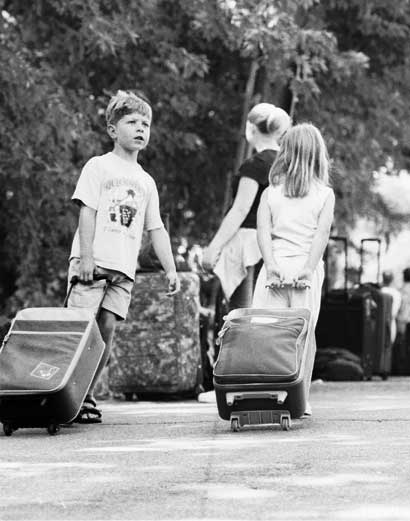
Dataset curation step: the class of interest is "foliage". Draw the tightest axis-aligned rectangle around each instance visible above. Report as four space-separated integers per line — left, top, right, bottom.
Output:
0 0 409 313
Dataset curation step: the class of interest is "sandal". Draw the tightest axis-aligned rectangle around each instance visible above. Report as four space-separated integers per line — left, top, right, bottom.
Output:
73 397 102 424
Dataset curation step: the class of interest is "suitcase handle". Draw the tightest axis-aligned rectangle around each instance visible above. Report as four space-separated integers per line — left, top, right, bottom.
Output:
265 279 311 290
324 236 348 295
63 273 113 314
359 238 381 286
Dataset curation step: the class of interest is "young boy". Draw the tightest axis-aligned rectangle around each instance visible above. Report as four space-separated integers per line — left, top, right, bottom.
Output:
68 90 180 423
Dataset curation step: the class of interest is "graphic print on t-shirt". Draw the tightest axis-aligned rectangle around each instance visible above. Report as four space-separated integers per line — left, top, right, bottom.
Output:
109 189 138 228
104 179 146 234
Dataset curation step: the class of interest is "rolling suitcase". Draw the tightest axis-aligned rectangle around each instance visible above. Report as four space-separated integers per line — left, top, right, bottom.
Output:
315 237 378 379
359 238 393 379
0 275 110 436
109 271 203 398
214 307 313 432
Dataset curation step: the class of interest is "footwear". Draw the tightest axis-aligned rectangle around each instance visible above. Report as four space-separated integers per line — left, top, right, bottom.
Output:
197 390 216 403
73 397 102 424
302 402 312 418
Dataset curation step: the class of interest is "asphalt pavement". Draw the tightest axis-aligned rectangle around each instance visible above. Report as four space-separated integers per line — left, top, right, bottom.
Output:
1 377 410 521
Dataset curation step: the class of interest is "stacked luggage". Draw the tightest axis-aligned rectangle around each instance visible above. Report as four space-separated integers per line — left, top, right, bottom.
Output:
315 237 393 380
214 307 314 431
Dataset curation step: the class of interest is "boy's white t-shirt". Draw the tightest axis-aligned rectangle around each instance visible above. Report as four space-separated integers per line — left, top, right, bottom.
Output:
69 152 164 280
267 180 334 258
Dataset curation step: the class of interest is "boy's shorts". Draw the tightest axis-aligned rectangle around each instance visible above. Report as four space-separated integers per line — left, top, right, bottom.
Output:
67 258 133 320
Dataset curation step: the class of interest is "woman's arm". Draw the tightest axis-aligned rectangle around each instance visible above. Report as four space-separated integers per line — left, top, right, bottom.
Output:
203 176 258 269
295 190 335 285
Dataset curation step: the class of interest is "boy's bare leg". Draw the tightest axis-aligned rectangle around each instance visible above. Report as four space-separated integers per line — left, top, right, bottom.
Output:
86 309 117 402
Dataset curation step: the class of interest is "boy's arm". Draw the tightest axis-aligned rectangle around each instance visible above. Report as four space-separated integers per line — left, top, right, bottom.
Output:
150 227 180 295
257 189 282 284
78 204 97 282
296 190 335 285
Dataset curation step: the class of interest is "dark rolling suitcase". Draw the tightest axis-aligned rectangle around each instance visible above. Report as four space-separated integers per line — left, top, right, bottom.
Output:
316 237 392 380
214 307 313 432
316 237 375 379
109 271 203 398
0 275 110 436
359 238 393 379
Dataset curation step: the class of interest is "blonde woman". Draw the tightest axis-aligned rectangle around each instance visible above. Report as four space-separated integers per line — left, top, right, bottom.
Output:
203 103 291 310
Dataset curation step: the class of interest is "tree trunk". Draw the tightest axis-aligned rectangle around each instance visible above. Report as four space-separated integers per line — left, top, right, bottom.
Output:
222 59 259 216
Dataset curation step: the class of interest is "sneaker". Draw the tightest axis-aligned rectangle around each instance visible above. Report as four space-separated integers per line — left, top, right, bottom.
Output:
197 390 216 403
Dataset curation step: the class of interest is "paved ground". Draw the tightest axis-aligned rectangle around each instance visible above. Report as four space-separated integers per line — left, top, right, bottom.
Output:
1 378 410 521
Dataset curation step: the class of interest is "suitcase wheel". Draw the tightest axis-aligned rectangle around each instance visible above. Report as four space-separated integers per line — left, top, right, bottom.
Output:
47 423 60 436
230 418 240 432
280 415 291 431
3 422 14 437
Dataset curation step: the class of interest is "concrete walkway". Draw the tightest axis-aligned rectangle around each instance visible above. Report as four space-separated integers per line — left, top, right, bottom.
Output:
1 378 410 521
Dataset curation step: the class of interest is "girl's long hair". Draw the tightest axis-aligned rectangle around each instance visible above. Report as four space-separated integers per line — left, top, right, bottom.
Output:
269 123 329 197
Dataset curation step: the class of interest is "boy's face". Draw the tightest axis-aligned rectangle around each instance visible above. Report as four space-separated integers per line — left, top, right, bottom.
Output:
108 111 151 152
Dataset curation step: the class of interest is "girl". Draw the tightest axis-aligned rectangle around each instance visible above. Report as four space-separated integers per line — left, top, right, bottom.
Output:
253 123 335 415
203 103 291 310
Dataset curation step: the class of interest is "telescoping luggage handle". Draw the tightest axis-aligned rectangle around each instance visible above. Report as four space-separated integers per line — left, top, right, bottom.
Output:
324 236 348 295
63 273 112 318
359 238 381 286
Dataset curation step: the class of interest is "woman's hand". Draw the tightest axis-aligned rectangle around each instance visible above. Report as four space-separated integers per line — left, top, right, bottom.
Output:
202 246 220 271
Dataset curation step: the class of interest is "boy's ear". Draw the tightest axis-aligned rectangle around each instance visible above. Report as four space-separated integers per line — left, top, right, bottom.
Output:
107 123 117 140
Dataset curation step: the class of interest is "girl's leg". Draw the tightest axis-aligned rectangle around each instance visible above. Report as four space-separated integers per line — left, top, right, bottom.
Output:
289 261 325 410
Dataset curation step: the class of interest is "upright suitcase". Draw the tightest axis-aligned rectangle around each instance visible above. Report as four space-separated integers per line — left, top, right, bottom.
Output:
0 275 109 436
316 237 393 380
109 271 203 398
316 237 378 379
359 238 393 379
214 307 313 432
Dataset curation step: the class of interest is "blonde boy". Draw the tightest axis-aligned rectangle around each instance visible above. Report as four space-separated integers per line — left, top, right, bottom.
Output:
68 90 180 422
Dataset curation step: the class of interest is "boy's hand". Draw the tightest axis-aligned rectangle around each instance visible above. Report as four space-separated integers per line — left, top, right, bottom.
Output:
166 271 181 296
79 255 96 283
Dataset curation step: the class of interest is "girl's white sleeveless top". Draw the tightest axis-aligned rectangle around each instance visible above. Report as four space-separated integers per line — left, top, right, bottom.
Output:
267 181 333 258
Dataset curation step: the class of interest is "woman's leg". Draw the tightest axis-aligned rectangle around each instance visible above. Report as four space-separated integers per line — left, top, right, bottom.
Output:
228 265 256 311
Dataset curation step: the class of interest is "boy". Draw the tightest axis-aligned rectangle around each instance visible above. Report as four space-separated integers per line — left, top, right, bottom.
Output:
68 90 180 423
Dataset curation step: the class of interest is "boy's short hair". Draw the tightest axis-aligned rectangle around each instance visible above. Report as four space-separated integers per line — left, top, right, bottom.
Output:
105 90 152 126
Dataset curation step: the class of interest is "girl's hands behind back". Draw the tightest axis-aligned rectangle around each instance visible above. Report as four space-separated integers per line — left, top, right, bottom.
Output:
294 266 313 289
266 264 284 289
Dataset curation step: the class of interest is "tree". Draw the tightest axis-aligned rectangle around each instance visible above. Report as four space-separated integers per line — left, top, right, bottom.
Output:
1 0 409 313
